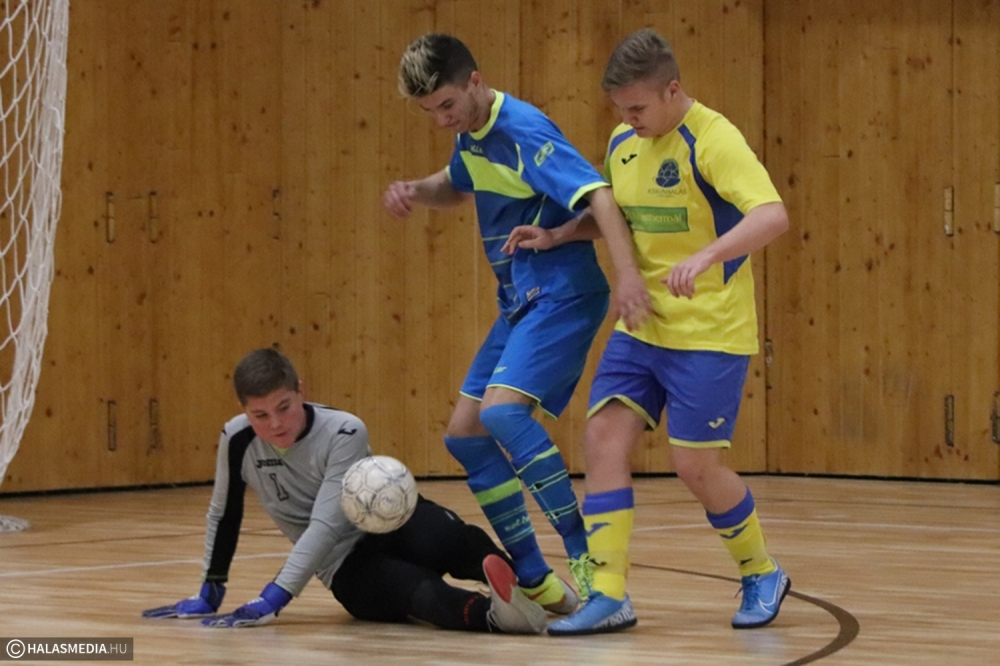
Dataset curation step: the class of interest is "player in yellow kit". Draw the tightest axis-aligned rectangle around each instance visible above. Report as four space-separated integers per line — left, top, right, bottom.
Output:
505 28 791 635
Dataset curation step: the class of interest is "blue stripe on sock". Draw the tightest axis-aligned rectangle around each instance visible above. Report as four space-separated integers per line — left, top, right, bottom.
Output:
706 488 755 529
582 487 634 516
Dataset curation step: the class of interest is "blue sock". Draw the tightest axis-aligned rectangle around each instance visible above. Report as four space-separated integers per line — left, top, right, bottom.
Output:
479 404 587 559
444 435 549 586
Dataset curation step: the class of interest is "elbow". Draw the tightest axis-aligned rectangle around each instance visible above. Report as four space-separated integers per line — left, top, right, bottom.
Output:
775 213 790 237
770 205 790 238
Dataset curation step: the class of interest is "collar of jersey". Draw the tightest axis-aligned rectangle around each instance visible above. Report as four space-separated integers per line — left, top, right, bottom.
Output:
469 90 504 140
663 100 701 139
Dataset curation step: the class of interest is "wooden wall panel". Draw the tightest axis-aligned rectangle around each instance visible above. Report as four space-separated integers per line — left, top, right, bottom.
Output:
155 0 284 483
4 0 768 492
388 1 433 475
27 0 997 492
765 0 997 479
11 0 109 491
952 0 1000 477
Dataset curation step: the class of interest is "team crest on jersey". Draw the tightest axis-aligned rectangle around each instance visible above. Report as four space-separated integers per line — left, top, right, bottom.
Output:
656 159 681 188
534 141 555 167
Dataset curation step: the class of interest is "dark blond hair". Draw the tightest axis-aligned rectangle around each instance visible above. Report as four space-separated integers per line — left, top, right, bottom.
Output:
602 28 680 92
233 348 299 405
398 33 478 98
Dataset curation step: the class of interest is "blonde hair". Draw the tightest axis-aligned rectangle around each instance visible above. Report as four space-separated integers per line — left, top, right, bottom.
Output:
398 33 478 98
602 28 680 92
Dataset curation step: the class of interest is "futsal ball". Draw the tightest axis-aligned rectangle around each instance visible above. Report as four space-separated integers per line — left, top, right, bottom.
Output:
340 455 418 533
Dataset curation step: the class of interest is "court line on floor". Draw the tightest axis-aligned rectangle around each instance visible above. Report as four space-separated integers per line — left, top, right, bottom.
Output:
0 551 288 579
4 514 993 579
635 562 859 666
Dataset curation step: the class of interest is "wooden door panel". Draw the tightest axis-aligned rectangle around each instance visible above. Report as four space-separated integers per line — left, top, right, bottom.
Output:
764 0 976 478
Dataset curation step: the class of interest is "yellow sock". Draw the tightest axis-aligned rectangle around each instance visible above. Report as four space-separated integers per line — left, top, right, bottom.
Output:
715 508 775 577
583 488 634 601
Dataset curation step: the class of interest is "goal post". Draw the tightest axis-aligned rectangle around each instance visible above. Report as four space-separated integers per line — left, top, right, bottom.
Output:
0 0 70 531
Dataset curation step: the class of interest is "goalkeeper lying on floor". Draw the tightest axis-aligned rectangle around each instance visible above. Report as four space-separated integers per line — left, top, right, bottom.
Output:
142 348 546 634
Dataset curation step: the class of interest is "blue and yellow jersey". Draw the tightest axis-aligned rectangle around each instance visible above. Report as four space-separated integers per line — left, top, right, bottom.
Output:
604 102 781 354
447 91 610 320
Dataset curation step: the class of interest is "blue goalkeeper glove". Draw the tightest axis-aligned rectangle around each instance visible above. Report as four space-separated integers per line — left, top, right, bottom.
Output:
142 582 226 619
201 582 293 628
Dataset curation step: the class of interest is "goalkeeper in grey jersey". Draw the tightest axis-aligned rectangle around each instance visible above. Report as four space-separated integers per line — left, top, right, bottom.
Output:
142 348 547 634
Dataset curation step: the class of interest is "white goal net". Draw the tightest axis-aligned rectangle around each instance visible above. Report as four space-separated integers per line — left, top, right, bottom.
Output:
0 0 69 532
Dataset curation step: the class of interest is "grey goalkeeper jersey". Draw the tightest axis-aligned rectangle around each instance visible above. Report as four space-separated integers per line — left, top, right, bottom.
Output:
202 403 370 596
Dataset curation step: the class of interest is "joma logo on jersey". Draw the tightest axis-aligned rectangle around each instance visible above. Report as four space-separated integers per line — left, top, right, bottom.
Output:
534 141 555 167
470 144 485 155
255 459 285 469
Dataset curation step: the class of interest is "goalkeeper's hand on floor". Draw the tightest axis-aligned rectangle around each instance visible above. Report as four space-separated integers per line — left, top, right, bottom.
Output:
142 581 225 619
201 582 292 628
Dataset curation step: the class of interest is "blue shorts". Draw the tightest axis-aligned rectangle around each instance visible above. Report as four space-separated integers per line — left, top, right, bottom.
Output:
588 331 750 448
460 292 609 418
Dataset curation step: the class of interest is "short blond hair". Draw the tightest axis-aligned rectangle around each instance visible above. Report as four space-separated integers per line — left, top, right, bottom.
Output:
398 33 478 98
602 28 680 92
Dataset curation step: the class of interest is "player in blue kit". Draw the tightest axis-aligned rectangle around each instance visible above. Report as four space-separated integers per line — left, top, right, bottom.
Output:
383 33 651 613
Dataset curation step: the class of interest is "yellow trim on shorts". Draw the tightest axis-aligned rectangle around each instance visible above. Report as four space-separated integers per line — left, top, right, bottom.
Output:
484 383 557 419
669 437 731 449
587 395 657 430
459 391 483 403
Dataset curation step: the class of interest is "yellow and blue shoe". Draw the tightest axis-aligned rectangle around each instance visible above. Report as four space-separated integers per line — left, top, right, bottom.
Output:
731 561 791 629
546 592 637 636
521 571 579 615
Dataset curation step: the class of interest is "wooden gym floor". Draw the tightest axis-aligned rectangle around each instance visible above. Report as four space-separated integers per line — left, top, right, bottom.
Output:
0 476 997 665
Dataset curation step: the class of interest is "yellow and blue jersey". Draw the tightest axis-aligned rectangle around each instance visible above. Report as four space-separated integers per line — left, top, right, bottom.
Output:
604 102 782 354
447 91 610 321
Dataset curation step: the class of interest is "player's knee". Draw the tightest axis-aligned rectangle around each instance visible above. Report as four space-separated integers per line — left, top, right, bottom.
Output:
672 449 721 491
478 402 533 443
445 404 490 438
585 411 639 463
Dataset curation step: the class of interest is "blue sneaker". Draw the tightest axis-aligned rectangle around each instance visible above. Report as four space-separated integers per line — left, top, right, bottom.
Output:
546 592 636 636
731 561 791 629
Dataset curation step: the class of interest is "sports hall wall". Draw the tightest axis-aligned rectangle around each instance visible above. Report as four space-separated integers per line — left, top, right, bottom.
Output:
2 0 997 494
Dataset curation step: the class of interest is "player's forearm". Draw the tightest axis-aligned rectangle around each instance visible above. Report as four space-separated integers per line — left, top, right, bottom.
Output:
586 187 641 278
700 201 789 265
547 211 602 245
411 169 469 209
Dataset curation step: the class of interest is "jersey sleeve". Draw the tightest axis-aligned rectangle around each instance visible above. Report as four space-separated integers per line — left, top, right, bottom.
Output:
446 139 475 193
696 118 782 214
202 422 251 583
273 415 371 595
517 120 608 212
